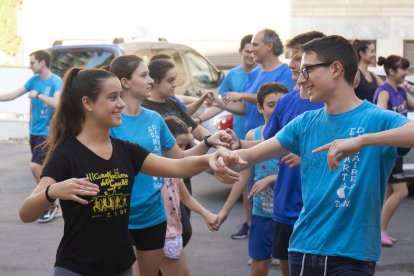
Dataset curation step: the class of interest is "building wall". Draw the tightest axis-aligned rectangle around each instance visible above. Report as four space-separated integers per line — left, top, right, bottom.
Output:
291 0 414 67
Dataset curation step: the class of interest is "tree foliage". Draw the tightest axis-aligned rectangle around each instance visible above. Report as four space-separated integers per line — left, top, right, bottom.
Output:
0 0 23 56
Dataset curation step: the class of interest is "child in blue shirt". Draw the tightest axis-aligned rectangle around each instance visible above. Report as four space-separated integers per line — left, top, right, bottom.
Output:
217 82 288 275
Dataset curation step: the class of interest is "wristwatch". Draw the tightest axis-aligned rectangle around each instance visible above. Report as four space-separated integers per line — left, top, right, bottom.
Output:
203 135 213 147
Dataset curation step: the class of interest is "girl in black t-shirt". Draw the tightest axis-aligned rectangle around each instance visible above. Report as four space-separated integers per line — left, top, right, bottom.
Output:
142 58 211 141
19 68 244 276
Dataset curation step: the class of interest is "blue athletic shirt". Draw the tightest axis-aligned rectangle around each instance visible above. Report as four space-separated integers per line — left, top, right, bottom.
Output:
276 100 410 261
244 64 295 132
218 65 253 139
252 126 279 218
110 108 176 229
263 91 323 224
24 74 62 136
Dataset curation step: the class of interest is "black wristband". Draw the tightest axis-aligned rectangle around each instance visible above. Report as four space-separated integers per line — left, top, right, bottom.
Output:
203 135 213 148
45 185 56 203
35 92 40 98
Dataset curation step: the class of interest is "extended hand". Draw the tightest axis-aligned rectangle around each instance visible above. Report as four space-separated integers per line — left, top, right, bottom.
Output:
281 153 300 168
209 148 248 184
49 178 100 204
205 212 219 231
209 130 233 148
28 90 39 99
312 136 362 169
222 92 243 105
248 179 269 199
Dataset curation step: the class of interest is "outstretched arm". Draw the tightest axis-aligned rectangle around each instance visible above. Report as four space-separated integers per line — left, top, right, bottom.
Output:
28 90 61 108
217 168 251 227
183 92 208 116
142 148 247 184
178 180 218 231
0 86 27 101
211 138 288 175
19 177 99 222
313 121 414 169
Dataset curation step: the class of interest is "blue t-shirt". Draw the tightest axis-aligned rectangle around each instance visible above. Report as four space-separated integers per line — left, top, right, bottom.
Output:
244 64 295 132
276 101 409 261
252 126 279 218
218 65 252 139
110 108 176 229
24 74 62 136
263 91 324 224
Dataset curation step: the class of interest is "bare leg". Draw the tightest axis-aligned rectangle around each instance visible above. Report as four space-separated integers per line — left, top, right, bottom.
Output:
160 251 190 276
249 259 270 276
279 259 290 276
243 190 252 225
381 182 408 233
136 248 164 276
29 162 43 184
131 246 140 276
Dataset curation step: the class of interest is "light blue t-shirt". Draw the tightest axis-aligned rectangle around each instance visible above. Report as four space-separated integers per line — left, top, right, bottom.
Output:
24 74 62 136
110 108 176 229
276 100 410 261
244 64 296 132
252 126 279 218
218 65 252 139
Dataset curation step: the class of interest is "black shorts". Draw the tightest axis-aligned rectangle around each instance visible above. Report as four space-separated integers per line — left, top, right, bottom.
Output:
272 221 293 260
389 157 406 184
30 135 47 164
129 221 167 251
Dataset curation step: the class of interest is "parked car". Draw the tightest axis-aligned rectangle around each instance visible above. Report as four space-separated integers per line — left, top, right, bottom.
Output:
48 38 224 97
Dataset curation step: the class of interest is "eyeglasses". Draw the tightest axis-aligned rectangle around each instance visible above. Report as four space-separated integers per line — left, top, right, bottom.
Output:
299 62 334 80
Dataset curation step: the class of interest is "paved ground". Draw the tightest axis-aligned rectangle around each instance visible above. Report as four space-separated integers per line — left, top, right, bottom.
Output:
0 143 413 276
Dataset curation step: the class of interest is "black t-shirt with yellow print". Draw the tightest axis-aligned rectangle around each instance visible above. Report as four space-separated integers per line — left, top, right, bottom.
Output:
42 137 149 276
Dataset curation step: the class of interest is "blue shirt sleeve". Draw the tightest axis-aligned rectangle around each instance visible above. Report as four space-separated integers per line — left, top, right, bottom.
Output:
160 118 177 152
218 72 233 96
275 114 303 155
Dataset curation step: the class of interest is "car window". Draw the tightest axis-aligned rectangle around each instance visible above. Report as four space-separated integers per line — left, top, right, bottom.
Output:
134 49 185 86
184 50 220 89
51 49 115 77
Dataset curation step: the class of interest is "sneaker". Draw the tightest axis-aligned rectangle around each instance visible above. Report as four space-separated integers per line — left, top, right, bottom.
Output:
37 205 58 223
270 258 280 266
54 204 62 218
231 222 249 239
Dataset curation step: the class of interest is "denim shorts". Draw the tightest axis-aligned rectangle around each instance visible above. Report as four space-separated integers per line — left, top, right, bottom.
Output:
288 252 376 276
30 135 47 164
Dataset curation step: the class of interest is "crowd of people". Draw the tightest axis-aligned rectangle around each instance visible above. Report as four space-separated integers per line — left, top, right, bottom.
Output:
1 27 414 276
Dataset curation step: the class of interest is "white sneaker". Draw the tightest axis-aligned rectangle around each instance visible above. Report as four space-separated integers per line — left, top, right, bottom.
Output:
37 205 57 223
270 258 280 266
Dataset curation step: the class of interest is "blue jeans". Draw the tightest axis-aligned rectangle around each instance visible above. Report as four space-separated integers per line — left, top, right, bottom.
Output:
289 252 376 276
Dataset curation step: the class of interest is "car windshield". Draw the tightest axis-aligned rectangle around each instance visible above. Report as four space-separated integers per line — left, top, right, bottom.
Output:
50 48 115 77
184 50 221 89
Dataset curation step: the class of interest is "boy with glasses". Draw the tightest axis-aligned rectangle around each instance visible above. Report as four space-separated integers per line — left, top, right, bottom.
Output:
212 35 414 275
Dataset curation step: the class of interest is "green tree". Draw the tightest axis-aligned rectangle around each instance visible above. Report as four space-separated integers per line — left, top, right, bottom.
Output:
0 0 23 56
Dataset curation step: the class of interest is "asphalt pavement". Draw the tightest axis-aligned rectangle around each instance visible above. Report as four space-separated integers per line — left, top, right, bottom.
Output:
0 143 413 276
